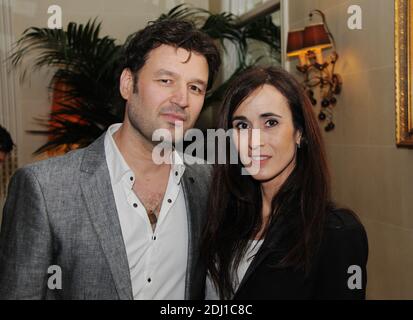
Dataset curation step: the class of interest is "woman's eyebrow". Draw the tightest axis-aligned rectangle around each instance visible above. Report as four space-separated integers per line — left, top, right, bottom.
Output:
260 112 282 118
231 115 248 121
232 113 283 122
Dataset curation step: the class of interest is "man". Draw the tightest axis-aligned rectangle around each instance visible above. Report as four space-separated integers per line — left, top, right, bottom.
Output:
0 125 14 164
0 19 220 299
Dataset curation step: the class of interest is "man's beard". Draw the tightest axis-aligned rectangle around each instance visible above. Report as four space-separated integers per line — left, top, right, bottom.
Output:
127 104 158 147
127 104 187 147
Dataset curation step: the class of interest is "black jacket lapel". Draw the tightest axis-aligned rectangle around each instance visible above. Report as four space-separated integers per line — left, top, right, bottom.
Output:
234 213 287 298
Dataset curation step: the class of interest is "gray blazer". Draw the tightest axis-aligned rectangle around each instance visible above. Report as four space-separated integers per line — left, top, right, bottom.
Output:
0 133 211 299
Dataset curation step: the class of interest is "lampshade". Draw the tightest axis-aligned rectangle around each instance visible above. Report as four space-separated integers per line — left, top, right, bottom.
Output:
303 23 332 50
287 29 304 56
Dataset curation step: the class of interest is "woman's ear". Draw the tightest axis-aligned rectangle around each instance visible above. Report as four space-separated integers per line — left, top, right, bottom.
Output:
119 68 134 100
295 130 303 147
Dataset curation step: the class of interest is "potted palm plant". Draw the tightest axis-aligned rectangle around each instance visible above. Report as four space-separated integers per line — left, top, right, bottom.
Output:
10 4 280 155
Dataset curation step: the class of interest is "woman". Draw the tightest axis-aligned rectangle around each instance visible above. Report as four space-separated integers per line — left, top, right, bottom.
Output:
202 67 368 300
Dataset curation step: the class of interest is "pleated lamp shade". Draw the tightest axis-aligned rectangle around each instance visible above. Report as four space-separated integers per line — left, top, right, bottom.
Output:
303 23 332 50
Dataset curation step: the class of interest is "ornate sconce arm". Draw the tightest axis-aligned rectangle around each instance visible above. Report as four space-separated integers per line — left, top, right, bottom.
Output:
287 9 343 131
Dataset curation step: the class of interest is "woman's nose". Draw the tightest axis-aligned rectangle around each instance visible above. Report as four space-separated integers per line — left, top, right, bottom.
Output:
248 129 264 150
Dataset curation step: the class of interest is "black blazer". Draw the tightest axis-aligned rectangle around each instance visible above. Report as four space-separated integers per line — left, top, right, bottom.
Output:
233 209 368 300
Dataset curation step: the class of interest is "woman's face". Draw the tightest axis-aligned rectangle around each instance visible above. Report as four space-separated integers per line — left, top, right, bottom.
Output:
231 84 301 184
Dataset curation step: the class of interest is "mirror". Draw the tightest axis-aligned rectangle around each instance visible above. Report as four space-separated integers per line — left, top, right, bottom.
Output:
395 0 413 147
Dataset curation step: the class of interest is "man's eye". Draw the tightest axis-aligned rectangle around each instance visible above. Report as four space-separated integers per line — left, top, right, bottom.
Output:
159 79 172 84
190 85 203 94
265 119 279 127
234 122 249 130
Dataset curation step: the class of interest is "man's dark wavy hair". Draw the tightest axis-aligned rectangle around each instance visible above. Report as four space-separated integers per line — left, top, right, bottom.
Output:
0 126 14 153
120 19 221 91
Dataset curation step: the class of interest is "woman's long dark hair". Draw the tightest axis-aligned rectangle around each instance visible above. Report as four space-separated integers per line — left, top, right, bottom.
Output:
201 66 332 299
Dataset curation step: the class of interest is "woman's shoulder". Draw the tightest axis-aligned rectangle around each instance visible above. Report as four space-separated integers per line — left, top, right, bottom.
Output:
325 206 364 231
318 205 368 259
321 205 368 259
315 206 368 299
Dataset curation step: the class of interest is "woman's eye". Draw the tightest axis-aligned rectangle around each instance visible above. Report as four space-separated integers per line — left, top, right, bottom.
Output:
265 119 279 127
234 122 249 130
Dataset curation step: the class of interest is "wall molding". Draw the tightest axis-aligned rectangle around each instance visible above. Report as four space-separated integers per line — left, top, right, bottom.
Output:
0 0 20 208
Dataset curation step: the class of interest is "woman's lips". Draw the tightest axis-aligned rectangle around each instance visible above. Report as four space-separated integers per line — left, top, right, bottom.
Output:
250 155 272 165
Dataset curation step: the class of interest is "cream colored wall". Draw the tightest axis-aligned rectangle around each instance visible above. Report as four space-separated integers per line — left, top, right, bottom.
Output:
10 0 208 166
289 0 413 299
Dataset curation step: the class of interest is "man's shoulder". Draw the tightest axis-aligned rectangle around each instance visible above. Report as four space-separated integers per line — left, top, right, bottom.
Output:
182 153 212 179
17 147 86 180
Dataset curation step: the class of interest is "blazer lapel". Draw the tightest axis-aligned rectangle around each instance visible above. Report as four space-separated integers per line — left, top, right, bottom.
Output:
234 214 287 298
79 134 133 300
180 164 204 300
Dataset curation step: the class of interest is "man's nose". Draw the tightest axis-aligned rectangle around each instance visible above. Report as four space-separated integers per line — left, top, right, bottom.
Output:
170 84 189 108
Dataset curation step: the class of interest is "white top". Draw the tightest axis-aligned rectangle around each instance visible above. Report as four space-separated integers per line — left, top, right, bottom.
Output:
104 123 188 300
205 239 264 300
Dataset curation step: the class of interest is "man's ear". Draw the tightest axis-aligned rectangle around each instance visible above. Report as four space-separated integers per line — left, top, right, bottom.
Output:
120 68 134 100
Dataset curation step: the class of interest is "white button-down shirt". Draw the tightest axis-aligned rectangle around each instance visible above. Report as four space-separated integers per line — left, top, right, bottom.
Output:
104 123 188 300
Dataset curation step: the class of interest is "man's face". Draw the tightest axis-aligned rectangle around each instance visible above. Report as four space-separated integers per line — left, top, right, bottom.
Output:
0 151 8 164
120 44 209 144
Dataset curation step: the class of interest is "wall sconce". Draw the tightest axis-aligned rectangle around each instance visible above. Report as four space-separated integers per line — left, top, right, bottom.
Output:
287 10 342 132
